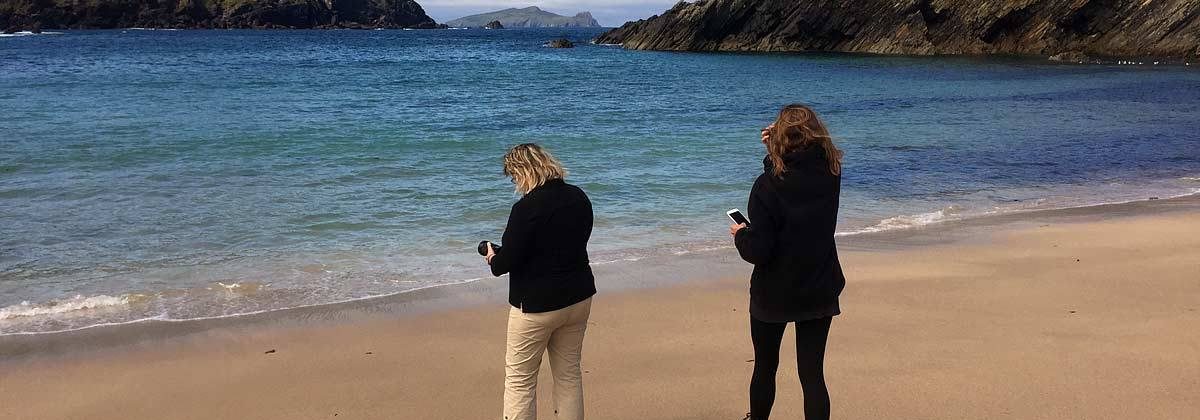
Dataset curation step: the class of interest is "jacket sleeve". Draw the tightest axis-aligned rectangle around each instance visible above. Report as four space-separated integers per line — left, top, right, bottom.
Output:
734 177 777 266
490 200 537 277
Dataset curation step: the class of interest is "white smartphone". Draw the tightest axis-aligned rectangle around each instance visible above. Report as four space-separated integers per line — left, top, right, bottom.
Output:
726 209 750 226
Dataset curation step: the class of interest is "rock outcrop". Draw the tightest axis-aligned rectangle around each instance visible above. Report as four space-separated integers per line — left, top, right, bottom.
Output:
595 0 1200 60
446 6 600 28
547 38 574 48
0 0 440 30
484 19 503 29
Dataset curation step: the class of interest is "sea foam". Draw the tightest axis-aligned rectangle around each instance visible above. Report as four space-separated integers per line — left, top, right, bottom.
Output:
0 31 63 37
0 294 131 321
839 206 963 236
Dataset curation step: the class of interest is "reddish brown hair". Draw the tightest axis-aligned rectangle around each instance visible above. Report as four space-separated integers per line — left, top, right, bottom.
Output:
767 104 843 177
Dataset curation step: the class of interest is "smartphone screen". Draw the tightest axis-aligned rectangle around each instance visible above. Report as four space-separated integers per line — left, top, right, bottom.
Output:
727 209 750 226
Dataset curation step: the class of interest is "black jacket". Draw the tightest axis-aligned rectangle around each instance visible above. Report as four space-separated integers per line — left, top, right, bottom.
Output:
490 179 596 313
734 145 846 322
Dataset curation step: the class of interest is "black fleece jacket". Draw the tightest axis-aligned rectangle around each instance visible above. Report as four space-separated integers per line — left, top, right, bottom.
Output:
734 145 846 323
489 179 596 313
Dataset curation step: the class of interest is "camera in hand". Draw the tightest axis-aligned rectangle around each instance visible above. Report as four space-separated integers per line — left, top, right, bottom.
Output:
477 241 501 256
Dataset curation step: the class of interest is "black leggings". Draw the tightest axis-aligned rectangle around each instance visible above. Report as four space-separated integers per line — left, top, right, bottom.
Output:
749 316 832 420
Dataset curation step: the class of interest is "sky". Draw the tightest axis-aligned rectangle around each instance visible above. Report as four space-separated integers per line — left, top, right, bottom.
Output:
418 0 682 27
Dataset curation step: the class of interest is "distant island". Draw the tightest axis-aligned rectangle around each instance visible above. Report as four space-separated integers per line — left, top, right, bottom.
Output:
0 0 442 30
596 0 1200 61
446 6 599 28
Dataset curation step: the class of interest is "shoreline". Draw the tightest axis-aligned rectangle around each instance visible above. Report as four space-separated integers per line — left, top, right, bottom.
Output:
6 30 1199 67
1 192 1197 419
2 193 1198 360
9 172 1200 336
4 187 1197 339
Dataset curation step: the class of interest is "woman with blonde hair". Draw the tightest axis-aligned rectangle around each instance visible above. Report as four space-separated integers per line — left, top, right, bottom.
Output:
731 104 846 420
484 143 596 420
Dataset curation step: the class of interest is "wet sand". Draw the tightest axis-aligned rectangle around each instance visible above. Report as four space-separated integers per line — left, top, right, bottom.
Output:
1 201 1198 420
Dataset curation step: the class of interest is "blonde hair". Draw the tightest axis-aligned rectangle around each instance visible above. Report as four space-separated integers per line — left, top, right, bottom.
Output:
503 143 567 194
767 104 843 177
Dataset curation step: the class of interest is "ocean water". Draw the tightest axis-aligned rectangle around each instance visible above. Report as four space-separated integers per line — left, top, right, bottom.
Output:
2 28 1198 334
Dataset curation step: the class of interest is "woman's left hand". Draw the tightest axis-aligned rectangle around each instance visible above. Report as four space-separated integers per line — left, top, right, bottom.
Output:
730 223 747 237
484 245 496 265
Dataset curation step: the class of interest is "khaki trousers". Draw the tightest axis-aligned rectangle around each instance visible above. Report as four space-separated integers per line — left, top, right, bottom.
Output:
502 297 592 420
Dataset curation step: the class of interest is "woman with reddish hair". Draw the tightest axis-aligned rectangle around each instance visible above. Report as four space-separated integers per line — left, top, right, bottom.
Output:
731 104 847 420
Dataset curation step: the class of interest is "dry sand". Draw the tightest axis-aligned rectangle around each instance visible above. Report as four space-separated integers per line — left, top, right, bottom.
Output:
1 209 1198 420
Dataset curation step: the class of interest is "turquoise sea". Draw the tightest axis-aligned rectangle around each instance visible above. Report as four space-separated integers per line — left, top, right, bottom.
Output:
2 28 1198 334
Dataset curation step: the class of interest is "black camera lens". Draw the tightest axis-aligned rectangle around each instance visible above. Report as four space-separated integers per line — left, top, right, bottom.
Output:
477 241 493 256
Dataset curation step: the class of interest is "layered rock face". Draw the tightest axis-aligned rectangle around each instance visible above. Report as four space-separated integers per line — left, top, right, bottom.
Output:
596 0 1200 59
0 0 440 30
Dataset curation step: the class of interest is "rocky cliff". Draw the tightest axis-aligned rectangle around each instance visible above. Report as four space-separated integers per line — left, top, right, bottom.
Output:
0 0 440 30
446 6 599 28
595 0 1200 60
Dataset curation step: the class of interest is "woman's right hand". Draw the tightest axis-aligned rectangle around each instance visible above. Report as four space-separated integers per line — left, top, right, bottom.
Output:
730 223 747 237
484 244 496 265
761 124 774 145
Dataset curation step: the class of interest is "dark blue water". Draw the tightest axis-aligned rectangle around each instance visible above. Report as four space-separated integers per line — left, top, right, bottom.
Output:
2 28 1198 333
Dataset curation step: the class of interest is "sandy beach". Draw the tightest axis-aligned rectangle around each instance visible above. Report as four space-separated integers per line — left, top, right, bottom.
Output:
2 200 1198 420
